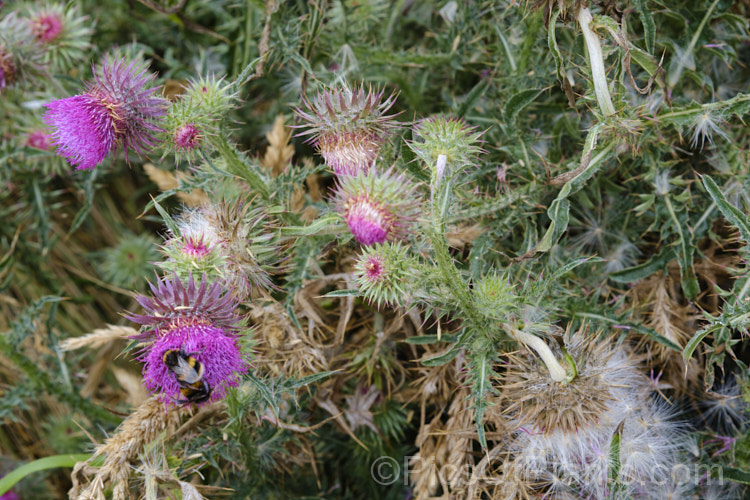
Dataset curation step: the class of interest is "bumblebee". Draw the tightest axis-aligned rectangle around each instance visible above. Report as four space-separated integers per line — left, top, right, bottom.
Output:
162 349 212 404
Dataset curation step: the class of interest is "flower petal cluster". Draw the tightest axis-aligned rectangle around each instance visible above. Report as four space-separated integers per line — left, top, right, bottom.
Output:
127 274 247 405
295 83 400 176
26 3 92 69
43 56 166 170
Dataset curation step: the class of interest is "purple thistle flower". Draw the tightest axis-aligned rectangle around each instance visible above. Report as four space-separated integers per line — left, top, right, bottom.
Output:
333 167 420 246
294 83 400 177
140 322 246 405
43 56 167 170
127 274 248 406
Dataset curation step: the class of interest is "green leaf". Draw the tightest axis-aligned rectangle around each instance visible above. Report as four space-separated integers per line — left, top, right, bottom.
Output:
280 214 345 237
0 454 90 496
702 174 750 243
609 246 673 283
151 197 180 237
635 0 656 54
285 371 337 390
457 78 490 118
323 289 360 298
504 88 545 124
404 333 459 345
536 125 610 253
608 421 624 491
246 372 279 418
421 345 461 366
67 168 97 235
719 466 750 485
683 325 717 363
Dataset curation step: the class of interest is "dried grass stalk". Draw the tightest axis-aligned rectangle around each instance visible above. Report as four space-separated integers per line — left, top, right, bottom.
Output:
262 115 295 176
59 325 138 352
143 163 209 206
70 396 189 500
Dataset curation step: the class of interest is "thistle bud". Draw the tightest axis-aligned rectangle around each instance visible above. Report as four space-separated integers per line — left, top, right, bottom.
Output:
295 83 400 176
333 168 420 246
0 12 43 91
354 242 412 307
160 76 236 165
43 55 167 170
408 115 484 176
26 129 52 151
27 3 91 69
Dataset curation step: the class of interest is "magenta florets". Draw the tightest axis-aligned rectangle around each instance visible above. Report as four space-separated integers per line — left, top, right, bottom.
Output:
333 168 420 246
174 123 201 151
43 94 117 169
182 234 212 258
43 56 167 170
32 12 64 42
362 254 385 282
141 323 246 404
344 195 391 246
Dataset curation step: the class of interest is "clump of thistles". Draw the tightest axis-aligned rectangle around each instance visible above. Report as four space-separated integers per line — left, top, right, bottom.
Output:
354 242 412 307
295 82 400 177
43 55 167 170
126 274 248 406
333 167 420 246
161 75 237 165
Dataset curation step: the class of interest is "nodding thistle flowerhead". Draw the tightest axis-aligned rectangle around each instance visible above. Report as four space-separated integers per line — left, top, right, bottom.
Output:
354 242 411 307
127 274 248 405
43 56 167 170
295 83 400 176
409 116 484 175
333 168 420 246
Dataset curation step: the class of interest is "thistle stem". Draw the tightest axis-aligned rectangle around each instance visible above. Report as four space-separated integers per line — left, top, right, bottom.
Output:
509 327 568 383
578 7 616 117
430 176 484 332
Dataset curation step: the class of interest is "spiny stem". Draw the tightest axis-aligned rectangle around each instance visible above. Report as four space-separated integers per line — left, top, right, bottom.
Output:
578 7 616 117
